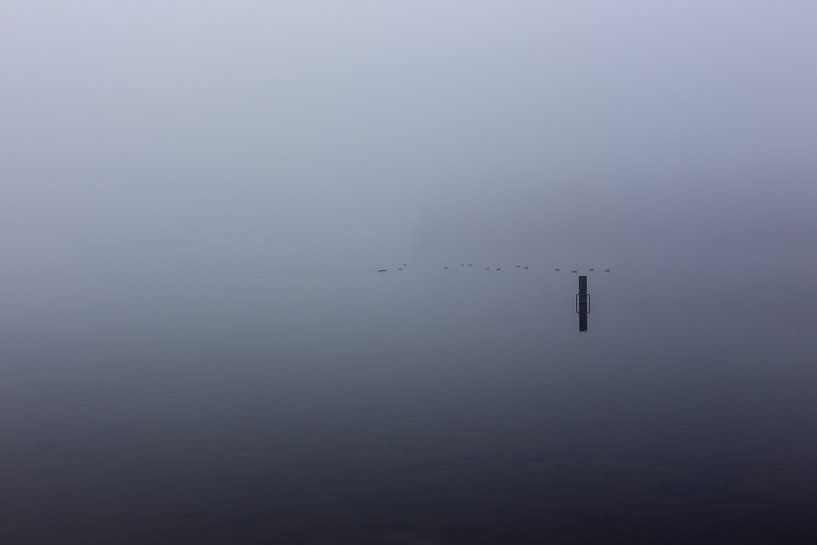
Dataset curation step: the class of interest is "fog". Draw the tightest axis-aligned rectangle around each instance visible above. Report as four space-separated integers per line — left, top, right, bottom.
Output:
2 2 817 544
5 1 817 279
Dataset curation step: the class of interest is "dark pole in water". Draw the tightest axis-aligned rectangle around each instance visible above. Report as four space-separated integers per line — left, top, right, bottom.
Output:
577 275 589 332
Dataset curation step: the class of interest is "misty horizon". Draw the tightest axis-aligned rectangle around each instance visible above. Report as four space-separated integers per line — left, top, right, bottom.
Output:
3 2 817 544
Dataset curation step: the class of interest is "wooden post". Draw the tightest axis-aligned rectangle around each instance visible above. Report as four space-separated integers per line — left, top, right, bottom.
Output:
577 275 589 332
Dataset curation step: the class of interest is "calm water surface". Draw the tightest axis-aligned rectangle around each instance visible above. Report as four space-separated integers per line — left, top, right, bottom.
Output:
2 263 817 544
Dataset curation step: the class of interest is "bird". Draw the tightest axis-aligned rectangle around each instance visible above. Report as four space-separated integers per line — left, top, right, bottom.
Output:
554 268 560 271
496 267 502 271
443 266 449 269
515 265 521 268
604 269 611 272
397 267 403 271
523 266 529 269
484 267 490 270
378 269 388 273
589 268 594 271
571 270 578 273
468 263 473 267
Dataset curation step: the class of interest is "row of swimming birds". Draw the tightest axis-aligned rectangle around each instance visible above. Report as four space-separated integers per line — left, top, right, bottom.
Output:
377 264 611 273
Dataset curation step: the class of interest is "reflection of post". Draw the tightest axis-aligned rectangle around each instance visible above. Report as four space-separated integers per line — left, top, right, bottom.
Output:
577 275 589 332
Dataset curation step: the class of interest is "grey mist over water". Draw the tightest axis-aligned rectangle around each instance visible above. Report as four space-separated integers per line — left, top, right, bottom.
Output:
3 2 817 544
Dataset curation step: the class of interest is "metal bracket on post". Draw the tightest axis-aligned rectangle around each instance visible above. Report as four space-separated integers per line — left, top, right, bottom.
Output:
575 294 590 314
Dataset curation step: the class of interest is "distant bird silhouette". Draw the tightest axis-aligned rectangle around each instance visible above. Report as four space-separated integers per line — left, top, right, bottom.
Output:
443 266 449 269
589 268 594 271
468 264 473 266
604 269 611 272
523 266 529 269
397 267 403 270
484 267 490 270
496 267 502 271
554 268 560 271
378 269 387 273
571 270 578 273
515 265 521 268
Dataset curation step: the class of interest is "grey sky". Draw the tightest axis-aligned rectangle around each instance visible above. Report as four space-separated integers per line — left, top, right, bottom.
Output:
3 0 816 279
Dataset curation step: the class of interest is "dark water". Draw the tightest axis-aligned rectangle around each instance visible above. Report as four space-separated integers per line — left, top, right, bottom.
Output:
2 263 817 544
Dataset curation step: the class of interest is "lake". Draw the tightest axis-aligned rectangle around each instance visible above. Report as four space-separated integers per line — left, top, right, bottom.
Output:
2 261 817 544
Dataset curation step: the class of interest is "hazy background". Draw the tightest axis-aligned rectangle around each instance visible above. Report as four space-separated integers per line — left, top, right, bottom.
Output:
4 0 816 275
2 1 817 544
